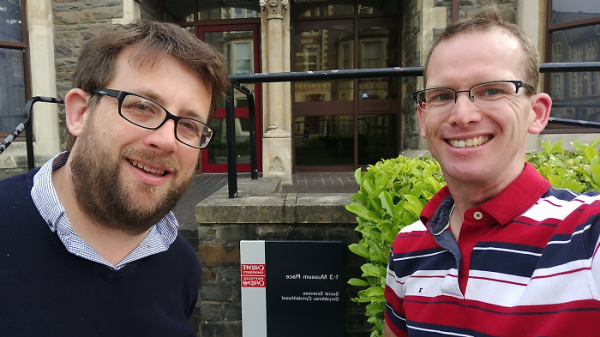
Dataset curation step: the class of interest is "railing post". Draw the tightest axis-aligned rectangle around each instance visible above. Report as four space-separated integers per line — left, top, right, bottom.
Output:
226 84 238 198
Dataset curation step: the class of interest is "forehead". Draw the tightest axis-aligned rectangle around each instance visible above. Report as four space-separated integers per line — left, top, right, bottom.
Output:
425 28 524 87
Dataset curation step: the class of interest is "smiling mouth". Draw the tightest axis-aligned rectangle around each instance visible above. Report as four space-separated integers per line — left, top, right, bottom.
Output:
447 136 491 148
129 159 167 176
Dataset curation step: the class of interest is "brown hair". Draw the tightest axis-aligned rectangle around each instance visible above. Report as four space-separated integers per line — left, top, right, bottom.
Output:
67 20 229 151
423 6 539 91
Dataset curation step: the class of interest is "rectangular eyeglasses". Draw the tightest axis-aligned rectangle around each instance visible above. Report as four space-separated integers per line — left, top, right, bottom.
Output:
413 80 537 113
90 88 213 149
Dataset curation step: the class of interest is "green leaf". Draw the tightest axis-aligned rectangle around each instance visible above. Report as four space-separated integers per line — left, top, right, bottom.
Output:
363 286 385 298
585 146 598 163
346 203 375 222
591 164 600 188
361 263 386 278
348 243 369 259
348 278 370 287
354 167 362 185
379 191 394 216
549 140 565 153
541 139 552 153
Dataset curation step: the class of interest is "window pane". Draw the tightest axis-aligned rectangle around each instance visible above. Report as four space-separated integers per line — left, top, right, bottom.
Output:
550 72 600 122
551 0 600 25
205 30 255 109
358 27 399 100
358 114 397 165
164 0 194 22
0 48 25 132
207 117 252 165
235 42 251 74
198 0 260 20
551 25 600 63
549 26 600 123
294 28 354 101
294 2 353 18
295 115 354 166
0 0 23 43
358 0 397 16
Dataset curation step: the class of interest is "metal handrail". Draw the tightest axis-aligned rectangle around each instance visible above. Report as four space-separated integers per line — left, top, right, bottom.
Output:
224 62 600 197
0 97 64 169
3 62 600 199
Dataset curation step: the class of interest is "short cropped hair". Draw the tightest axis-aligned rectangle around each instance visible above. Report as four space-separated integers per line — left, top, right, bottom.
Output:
67 20 229 151
423 6 539 91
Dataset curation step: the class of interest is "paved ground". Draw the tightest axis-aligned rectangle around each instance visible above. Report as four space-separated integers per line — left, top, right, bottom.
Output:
173 172 358 230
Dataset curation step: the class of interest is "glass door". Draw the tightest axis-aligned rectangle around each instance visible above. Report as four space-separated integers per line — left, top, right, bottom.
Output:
199 24 261 173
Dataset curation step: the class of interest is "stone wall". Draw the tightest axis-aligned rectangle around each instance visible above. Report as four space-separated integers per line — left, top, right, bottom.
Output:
53 0 124 151
195 178 371 337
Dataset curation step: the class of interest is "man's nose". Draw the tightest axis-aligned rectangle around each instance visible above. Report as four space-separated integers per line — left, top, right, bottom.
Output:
449 91 482 127
144 119 178 153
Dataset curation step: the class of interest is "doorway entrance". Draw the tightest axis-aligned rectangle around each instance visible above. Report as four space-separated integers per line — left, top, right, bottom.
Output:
160 1 262 173
199 25 262 173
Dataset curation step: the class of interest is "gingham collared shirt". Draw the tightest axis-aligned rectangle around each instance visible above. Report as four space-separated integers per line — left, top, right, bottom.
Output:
31 152 179 271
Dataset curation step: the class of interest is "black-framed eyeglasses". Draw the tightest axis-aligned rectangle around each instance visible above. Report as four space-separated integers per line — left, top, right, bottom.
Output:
90 88 213 149
413 80 537 113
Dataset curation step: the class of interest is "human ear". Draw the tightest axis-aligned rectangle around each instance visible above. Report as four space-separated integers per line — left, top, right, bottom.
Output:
528 93 552 134
64 88 91 137
418 106 427 138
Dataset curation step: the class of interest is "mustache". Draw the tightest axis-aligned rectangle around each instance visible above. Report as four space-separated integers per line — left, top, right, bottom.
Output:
120 147 181 174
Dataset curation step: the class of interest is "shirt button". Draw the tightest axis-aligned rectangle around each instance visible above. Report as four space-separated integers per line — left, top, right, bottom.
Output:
474 211 483 220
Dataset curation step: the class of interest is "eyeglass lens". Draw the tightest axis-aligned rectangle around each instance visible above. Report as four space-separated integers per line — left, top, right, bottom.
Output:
120 94 212 148
417 81 519 112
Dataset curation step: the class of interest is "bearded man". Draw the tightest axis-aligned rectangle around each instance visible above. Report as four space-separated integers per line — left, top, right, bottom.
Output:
0 20 229 336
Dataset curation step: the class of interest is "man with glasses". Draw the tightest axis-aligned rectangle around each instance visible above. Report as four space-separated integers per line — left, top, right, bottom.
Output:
0 21 228 336
384 7 600 337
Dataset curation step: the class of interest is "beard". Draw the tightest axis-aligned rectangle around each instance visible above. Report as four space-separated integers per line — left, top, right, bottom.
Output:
69 121 193 235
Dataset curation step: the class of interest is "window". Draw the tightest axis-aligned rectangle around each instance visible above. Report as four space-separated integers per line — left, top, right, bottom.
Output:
341 43 352 69
552 74 563 99
362 42 381 68
305 47 319 71
234 42 251 74
546 0 600 128
552 43 562 62
0 0 28 135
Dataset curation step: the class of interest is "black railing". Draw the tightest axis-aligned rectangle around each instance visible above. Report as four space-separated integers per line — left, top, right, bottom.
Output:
0 96 64 169
3 62 600 198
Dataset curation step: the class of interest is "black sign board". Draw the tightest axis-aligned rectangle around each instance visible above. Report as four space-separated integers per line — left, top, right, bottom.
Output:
264 241 344 337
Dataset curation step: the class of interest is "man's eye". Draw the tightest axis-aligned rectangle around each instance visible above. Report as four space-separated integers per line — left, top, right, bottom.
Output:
482 88 501 96
431 93 452 101
135 102 152 111
180 120 199 132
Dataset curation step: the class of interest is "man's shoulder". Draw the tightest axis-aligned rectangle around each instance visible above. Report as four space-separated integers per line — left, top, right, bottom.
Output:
0 169 38 203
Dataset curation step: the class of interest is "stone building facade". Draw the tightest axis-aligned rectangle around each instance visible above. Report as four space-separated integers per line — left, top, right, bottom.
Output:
3 0 599 180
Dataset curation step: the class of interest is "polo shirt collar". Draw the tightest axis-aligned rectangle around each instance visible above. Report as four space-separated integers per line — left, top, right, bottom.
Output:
421 162 550 232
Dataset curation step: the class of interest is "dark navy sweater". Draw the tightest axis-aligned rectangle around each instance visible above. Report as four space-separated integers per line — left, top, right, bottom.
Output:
0 169 202 336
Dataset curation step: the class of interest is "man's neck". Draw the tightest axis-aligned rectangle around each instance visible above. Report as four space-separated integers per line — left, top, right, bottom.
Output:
444 165 524 241
52 164 149 266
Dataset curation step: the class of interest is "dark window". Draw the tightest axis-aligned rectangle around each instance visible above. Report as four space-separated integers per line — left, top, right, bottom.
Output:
0 0 28 137
546 0 600 132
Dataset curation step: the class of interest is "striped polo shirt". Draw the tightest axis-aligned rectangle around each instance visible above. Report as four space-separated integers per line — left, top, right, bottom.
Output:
385 163 600 336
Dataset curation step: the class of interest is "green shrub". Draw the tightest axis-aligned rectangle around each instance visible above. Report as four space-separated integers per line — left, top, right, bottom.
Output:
346 138 600 337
